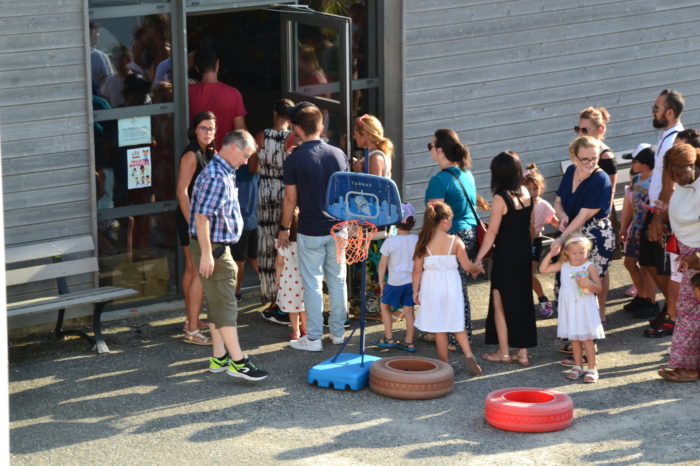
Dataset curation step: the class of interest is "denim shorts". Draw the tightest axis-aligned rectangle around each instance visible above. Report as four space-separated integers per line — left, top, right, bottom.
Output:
380 283 414 308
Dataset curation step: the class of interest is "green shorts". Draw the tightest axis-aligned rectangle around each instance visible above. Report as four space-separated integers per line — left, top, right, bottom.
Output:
189 239 238 328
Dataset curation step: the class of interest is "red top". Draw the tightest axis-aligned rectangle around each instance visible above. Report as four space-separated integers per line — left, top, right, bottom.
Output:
188 82 247 150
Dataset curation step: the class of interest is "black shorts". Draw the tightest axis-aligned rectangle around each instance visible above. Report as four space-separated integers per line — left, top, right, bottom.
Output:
531 236 545 262
175 210 190 247
231 228 259 262
638 212 670 275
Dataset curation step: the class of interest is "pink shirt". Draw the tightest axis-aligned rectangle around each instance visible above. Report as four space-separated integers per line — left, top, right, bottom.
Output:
533 198 556 235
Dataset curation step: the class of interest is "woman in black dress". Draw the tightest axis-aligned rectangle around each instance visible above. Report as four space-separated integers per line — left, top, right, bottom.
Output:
475 151 537 366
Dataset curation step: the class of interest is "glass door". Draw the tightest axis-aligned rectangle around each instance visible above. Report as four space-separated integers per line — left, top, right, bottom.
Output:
88 1 187 303
280 9 352 154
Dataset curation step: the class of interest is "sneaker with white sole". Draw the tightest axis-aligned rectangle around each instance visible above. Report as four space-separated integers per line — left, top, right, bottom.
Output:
208 355 232 373
329 334 345 345
289 335 323 351
226 358 268 381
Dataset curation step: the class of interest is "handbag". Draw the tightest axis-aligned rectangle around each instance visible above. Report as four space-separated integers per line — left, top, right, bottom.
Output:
442 169 492 258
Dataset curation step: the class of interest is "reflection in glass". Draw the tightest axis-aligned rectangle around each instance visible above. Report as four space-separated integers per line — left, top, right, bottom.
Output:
98 214 177 303
89 14 172 107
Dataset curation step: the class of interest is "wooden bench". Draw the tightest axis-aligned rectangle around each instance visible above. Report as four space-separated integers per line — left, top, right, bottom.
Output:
6 235 138 353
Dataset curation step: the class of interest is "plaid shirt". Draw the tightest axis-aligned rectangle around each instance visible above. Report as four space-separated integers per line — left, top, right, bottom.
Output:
189 154 243 244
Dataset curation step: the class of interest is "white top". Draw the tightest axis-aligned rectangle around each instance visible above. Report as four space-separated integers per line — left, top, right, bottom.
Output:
669 176 700 247
649 122 683 203
379 233 418 286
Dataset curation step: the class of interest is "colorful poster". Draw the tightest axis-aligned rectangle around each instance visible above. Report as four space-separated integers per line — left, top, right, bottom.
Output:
127 147 152 190
118 116 151 147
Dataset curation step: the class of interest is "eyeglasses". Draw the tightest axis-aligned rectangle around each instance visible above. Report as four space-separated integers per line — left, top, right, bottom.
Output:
652 105 667 113
427 143 436 151
573 126 592 135
577 155 597 164
197 126 216 133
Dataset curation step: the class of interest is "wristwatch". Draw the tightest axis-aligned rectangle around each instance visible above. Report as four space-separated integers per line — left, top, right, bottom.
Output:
279 225 290 231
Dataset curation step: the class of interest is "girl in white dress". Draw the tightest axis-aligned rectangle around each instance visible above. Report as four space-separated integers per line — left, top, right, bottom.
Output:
275 209 306 341
412 202 484 375
540 235 605 383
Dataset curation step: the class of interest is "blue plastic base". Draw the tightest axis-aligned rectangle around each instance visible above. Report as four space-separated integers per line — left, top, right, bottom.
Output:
307 352 382 391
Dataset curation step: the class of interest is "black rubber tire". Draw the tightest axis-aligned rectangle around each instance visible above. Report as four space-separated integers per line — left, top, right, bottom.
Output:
369 356 454 400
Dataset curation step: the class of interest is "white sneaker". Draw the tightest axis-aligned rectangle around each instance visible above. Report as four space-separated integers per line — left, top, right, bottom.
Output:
289 335 323 352
329 334 345 345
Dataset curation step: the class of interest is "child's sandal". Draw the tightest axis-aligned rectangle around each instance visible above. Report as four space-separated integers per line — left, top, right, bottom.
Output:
394 341 417 352
583 369 599 383
566 365 584 380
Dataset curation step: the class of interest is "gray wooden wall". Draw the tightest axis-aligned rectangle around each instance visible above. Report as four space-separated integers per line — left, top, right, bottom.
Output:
399 0 700 222
1 0 95 311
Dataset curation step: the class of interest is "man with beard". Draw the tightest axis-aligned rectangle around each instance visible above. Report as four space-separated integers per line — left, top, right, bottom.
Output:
636 89 684 321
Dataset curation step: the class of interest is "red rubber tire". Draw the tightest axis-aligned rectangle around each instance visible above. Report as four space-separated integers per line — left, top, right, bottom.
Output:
484 387 573 432
369 356 454 400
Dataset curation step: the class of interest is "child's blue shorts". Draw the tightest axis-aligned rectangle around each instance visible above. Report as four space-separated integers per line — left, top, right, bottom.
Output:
381 283 414 308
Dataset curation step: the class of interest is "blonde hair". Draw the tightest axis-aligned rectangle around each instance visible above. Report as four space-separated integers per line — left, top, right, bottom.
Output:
579 106 610 139
560 234 592 263
569 136 601 165
355 114 394 157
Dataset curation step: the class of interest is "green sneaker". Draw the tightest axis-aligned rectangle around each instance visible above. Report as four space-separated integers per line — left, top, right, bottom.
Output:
208 356 232 373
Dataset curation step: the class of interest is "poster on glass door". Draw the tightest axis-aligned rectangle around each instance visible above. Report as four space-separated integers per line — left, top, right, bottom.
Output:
127 146 152 189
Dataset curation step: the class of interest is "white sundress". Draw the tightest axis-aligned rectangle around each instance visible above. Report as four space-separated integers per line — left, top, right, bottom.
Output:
557 261 605 341
414 236 465 333
275 240 304 313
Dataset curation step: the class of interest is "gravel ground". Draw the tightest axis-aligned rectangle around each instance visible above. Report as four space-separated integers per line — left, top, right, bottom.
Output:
8 260 700 465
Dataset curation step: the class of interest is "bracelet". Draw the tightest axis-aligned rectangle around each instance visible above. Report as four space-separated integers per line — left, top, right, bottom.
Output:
279 225 290 231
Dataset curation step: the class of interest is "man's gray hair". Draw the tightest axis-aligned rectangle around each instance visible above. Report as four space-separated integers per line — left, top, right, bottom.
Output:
221 130 256 151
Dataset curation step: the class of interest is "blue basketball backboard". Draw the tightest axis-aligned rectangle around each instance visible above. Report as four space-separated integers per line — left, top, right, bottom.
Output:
326 172 402 226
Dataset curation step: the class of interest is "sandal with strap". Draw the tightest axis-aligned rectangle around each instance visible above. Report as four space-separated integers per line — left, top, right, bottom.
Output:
395 341 417 352
465 356 483 376
183 320 209 332
560 355 587 367
583 369 599 383
658 368 699 382
184 329 212 346
373 337 398 349
482 352 513 364
566 365 584 380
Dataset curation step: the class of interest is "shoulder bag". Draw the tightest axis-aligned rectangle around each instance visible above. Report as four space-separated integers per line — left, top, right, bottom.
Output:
442 169 492 258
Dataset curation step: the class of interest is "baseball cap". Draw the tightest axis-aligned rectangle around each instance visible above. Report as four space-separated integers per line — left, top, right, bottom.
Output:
622 143 655 168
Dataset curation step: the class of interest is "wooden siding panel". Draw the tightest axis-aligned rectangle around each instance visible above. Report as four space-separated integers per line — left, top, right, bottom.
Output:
4 185 91 211
0 13 82 35
2 151 87 176
5 201 92 228
0 31 84 53
401 0 700 212
0 65 85 90
2 135 88 160
1 116 88 143
2 0 82 18
5 219 92 246
0 47 85 72
0 82 86 107
3 167 89 193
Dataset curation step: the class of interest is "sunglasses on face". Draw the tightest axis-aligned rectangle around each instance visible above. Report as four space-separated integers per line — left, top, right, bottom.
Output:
573 126 593 135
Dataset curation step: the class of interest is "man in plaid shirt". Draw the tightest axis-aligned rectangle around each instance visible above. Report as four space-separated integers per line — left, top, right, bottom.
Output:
189 130 268 381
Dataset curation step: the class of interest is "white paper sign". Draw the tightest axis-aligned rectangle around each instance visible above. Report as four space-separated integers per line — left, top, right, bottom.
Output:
127 147 152 190
118 116 151 147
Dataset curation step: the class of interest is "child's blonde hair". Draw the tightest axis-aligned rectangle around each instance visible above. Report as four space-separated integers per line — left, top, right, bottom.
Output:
523 163 545 196
560 234 592 263
414 201 452 260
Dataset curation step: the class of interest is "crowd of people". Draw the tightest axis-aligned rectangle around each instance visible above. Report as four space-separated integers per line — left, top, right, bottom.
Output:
175 73 699 385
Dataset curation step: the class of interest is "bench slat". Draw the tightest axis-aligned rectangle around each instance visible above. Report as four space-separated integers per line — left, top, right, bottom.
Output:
7 287 139 316
5 235 95 264
6 257 99 287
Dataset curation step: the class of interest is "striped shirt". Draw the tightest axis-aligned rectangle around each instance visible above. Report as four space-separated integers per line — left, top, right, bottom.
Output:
189 153 243 244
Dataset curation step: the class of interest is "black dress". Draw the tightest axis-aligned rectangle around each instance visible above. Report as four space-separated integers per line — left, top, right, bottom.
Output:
485 191 537 348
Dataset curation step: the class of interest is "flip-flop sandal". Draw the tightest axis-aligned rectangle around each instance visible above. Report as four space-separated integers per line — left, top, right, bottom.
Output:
183 329 212 346
560 356 587 367
373 337 397 349
482 353 513 363
395 341 417 352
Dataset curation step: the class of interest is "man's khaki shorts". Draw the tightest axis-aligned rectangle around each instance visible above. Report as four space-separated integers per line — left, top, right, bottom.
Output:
189 239 238 327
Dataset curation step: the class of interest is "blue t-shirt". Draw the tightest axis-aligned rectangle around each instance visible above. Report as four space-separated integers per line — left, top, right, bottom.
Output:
234 164 260 230
556 165 612 220
424 167 478 233
283 139 349 236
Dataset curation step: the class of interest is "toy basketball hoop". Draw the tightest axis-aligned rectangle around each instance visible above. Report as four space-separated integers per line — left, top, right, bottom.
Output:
331 219 378 265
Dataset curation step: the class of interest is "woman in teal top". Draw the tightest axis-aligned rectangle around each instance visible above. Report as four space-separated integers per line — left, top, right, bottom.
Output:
424 129 479 348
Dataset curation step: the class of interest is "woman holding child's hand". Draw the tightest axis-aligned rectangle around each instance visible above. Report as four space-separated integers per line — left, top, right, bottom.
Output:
476 151 537 367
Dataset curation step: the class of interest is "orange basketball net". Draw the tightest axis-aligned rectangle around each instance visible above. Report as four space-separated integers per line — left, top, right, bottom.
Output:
331 220 378 265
